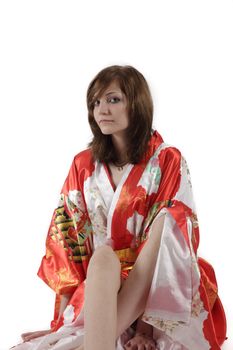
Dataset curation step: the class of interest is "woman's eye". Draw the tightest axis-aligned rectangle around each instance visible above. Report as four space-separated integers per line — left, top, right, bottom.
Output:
93 97 120 107
108 97 120 104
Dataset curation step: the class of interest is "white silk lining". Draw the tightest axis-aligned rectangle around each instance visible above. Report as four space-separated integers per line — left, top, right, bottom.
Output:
141 210 209 350
143 209 192 324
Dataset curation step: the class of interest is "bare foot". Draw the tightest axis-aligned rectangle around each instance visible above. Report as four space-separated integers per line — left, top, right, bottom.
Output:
21 329 52 342
124 333 157 349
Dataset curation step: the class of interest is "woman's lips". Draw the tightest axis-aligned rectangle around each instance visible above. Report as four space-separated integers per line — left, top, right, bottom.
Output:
99 120 114 124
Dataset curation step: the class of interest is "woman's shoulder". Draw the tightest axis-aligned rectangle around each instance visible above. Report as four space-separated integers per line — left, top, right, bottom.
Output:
155 141 183 163
73 148 92 160
72 148 95 170
154 142 190 176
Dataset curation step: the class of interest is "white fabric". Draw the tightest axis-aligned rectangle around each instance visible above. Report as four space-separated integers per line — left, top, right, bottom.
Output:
11 147 211 350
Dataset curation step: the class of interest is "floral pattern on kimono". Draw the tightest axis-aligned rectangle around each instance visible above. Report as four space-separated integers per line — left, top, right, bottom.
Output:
12 130 226 350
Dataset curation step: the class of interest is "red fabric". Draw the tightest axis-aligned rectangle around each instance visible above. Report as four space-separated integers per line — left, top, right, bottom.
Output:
37 130 227 348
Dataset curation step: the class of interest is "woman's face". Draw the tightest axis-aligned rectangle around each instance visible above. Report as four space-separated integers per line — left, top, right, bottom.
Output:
93 81 129 138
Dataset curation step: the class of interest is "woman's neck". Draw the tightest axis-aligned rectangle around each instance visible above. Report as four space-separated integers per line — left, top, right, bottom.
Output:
111 134 128 163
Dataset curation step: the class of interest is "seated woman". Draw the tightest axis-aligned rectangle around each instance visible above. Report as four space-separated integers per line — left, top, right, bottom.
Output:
13 65 227 350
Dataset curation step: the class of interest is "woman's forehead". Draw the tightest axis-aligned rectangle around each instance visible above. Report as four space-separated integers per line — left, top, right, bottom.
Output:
93 81 123 98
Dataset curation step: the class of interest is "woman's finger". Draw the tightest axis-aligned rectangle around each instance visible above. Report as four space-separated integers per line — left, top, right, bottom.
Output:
125 343 135 350
146 345 152 350
147 341 157 350
138 345 146 350
124 341 132 349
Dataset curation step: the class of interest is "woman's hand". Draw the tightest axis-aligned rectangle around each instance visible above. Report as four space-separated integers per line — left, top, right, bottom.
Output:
124 332 157 350
21 329 52 342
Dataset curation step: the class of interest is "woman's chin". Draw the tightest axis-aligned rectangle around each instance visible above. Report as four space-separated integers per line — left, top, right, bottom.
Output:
99 128 114 135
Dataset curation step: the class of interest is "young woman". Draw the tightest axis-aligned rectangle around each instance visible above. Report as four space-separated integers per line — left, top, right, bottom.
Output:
13 65 227 350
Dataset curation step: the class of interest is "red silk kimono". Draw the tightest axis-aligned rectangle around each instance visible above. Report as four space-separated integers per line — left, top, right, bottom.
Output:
14 130 227 349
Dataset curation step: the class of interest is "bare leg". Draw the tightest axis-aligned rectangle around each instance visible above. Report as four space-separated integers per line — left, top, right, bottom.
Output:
116 213 165 337
84 245 121 350
83 214 165 350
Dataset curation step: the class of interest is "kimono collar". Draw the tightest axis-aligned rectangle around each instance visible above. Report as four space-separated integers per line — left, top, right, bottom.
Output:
142 129 164 165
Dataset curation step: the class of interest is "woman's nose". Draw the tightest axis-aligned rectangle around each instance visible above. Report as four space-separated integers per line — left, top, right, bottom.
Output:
98 100 109 114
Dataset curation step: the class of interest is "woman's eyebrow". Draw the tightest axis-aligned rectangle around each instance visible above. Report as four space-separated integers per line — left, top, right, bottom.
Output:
105 91 122 96
93 90 122 100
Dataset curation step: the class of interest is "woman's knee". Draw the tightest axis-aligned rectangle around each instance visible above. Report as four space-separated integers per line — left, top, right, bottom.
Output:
87 245 121 275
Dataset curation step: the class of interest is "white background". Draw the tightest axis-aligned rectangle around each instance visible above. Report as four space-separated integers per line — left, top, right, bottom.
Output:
0 1 232 349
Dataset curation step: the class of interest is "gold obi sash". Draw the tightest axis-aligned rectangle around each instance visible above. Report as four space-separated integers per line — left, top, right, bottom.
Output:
114 247 138 273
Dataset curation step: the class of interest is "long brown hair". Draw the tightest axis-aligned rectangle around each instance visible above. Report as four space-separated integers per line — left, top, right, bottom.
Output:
87 65 154 164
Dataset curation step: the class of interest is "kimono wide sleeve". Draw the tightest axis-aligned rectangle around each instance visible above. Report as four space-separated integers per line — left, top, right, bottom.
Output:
139 147 226 350
37 156 93 296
